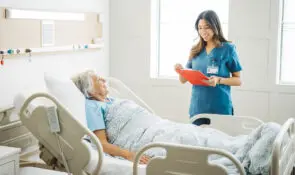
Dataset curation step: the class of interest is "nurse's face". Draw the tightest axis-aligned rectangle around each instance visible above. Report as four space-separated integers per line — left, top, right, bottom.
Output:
198 19 214 42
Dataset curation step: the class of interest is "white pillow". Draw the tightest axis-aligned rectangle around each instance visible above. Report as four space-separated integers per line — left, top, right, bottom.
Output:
44 73 87 127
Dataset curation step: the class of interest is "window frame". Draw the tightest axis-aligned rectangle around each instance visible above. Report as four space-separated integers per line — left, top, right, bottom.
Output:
267 0 295 93
277 0 295 85
150 0 160 79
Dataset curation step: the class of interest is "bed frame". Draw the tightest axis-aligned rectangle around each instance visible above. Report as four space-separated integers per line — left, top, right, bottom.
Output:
15 77 295 175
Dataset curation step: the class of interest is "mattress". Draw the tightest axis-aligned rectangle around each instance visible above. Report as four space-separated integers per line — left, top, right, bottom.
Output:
100 155 146 175
20 167 68 175
84 140 146 175
21 144 146 175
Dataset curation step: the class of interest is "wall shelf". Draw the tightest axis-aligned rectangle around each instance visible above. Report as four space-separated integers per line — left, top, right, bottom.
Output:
1 43 104 59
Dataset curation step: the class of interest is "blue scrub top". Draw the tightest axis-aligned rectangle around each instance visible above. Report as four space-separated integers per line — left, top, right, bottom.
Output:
186 42 242 117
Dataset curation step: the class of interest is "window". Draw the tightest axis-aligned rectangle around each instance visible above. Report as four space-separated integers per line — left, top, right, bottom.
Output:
151 0 229 78
279 0 295 84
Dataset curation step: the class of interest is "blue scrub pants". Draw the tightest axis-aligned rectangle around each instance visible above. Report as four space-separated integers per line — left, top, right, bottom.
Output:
192 108 234 126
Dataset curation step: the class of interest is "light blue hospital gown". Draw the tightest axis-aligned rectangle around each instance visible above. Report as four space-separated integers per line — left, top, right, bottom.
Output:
85 98 113 131
85 98 128 160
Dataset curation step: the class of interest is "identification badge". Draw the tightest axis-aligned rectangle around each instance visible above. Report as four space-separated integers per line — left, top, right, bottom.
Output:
207 66 219 74
207 58 219 74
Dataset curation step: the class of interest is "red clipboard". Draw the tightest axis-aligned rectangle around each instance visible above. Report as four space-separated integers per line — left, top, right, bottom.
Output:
177 69 209 86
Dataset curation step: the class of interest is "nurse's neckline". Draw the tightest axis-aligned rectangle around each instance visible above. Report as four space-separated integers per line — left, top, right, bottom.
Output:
205 42 224 55
205 47 215 55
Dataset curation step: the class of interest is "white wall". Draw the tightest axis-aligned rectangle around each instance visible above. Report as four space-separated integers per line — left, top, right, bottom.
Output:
0 0 109 107
110 0 295 124
228 0 295 124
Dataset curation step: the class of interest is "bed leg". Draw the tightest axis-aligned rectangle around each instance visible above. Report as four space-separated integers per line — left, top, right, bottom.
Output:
292 166 295 175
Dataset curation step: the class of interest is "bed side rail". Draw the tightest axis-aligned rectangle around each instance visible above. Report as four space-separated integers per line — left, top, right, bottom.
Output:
19 92 103 175
190 114 264 136
106 77 155 114
133 142 246 175
271 118 295 175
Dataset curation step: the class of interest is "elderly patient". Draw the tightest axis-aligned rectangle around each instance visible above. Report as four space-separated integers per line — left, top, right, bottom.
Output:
72 70 150 164
72 70 281 174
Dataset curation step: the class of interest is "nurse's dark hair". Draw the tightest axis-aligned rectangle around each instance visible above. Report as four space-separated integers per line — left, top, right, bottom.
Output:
189 10 228 60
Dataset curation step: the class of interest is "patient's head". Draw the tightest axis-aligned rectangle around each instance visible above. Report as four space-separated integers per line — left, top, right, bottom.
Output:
71 70 108 101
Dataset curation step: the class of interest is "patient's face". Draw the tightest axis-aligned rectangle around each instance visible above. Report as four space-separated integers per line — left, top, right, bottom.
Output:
91 75 108 98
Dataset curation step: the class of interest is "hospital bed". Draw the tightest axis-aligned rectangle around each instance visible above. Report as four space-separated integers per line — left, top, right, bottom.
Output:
13 76 295 175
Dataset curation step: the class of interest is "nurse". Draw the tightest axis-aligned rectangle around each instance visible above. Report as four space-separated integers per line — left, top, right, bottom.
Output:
174 10 242 126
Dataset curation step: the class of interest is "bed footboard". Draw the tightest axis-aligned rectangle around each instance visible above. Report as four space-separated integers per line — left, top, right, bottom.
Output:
271 118 295 175
133 142 246 175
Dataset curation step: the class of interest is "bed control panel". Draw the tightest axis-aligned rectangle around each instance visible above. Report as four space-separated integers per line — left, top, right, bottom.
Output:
46 106 60 133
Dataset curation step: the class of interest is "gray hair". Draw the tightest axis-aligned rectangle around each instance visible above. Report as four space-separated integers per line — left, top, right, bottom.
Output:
71 70 96 98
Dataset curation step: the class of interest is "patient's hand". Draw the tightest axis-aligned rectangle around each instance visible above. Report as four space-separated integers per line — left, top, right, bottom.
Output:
138 154 150 164
127 152 150 164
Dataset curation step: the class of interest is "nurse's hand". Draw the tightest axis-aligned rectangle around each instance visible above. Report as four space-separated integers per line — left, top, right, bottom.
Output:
174 63 183 72
206 76 221 87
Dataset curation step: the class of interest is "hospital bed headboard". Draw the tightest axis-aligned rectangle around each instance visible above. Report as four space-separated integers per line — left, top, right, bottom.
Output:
106 77 155 114
17 92 104 175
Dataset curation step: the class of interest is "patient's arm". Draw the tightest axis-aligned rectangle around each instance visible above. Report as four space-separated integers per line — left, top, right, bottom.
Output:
93 129 150 164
